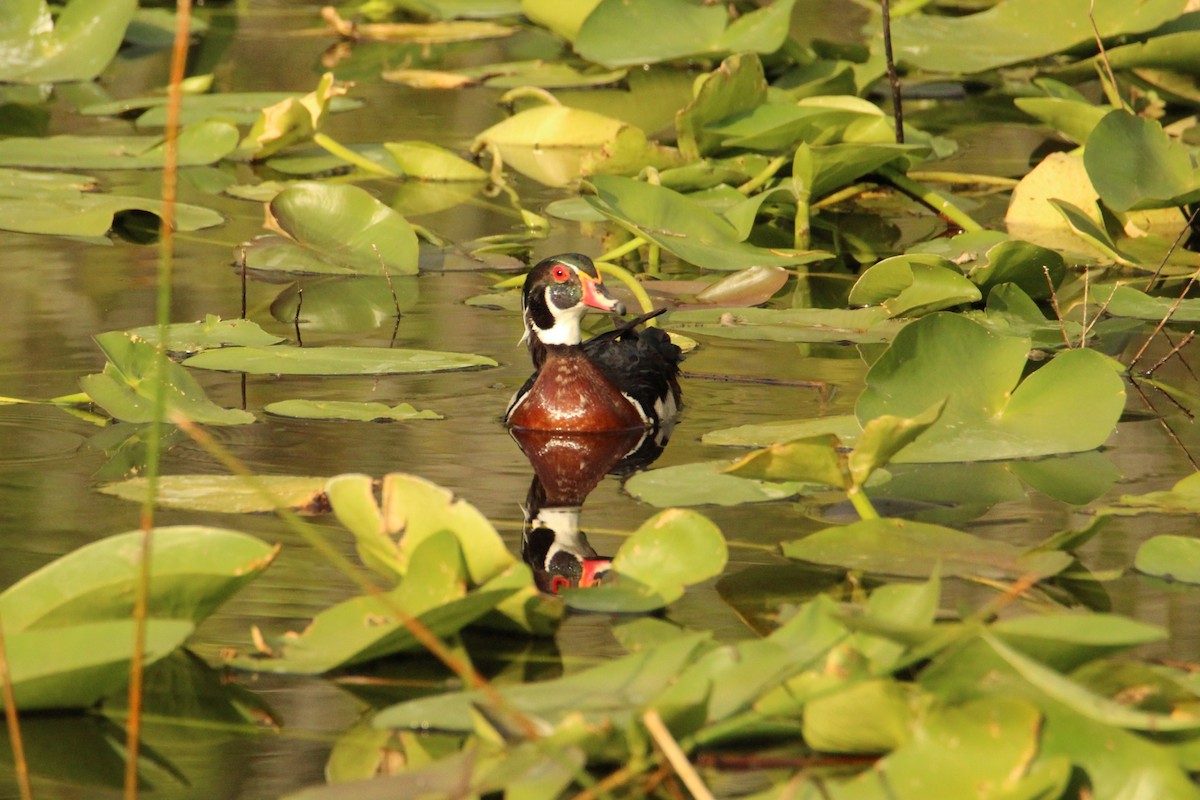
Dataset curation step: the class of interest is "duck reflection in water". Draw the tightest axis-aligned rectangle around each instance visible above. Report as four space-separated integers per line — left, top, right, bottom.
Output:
505 253 683 593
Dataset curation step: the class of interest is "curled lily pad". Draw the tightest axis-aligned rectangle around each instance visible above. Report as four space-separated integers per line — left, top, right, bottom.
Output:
856 313 1126 462
848 254 982 318
238 72 345 160
183 345 496 375
264 400 442 422
99 475 330 514
0 121 239 170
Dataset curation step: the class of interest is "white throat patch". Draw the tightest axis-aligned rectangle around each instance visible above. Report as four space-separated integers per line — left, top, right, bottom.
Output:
530 286 586 345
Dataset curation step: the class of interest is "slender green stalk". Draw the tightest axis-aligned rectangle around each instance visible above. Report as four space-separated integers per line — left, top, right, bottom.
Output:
598 236 646 263
737 154 787 194
846 484 880 520
312 132 398 176
647 243 660 275
595 260 656 320
794 197 811 250
0 616 32 800
878 165 983 232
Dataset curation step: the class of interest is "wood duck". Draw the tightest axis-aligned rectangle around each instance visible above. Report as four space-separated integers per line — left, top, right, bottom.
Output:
521 476 610 593
504 253 682 433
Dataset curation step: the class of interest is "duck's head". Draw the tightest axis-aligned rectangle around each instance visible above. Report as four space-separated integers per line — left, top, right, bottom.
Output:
522 253 625 346
522 505 611 593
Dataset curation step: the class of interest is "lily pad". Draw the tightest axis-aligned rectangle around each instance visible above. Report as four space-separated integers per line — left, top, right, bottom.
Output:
183 345 496 375
585 176 830 270
782 518 1072 581
99 475 330 514
383 141 488 181
0 526 277 632
82 92 363 128
1102 284 1200 321
856 313 1126 462
268 277 419 333
703 414 863 448
0 0 137 84
123 316 283 354
264 400 442 422
667 306 904 343
1135 535 1200 584
245 182 419 276
1085 110 1200 212
562 509 727 612
848 254 983 318
623 459 815 507
0 121 239 170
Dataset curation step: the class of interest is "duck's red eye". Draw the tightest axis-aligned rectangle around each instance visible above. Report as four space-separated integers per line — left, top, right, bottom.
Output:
551 265 569 282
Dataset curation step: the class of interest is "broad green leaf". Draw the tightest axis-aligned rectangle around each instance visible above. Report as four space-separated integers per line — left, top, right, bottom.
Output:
585 176 830 270
563 509 727 612
1047 198 1138 266
383 141 488 181
623 459 815 507
1005 151 1121 260
2 620 193 710
993 613 1166 672
247 182 419 276
1102 284 1200 321
1135 535 1200 584
123 316 283 354
891 0 1185 74
326 474 398 582
856 313 1125 462
0 527 277 632
263 400 441 421
802 679 921 753
667 306 903 343
910 231 1066 299
782 518 1072 581
239 73 345 159
0 187 224 238
183 345 496 375
1085 110 1200 212
80 331 255 426
575 0 796 68
0 0 137 83
725 435 848 489
519 0 601 41
846 402 945 486
676 53 768 160
848 254 982 318
0 121 239 169
99 475 329 514
82 92 363 128
1013 96 1109 145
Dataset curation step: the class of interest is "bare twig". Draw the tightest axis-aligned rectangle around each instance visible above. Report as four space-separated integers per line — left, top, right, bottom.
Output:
293 287 304 347
1128 267 1200 371
0 617 32 800
1143 207 1199 292
1088 0 1126 111
1129 379 1200 469
1081 282 1121 343
643 710 714 800
1143 331 1195 377
239 247 247 319
881 0 904 143
1043 267 1073 349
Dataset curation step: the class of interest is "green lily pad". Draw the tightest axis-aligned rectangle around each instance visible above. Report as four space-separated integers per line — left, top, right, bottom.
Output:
99 475 330 514
1135 535 1200 584
0 526 277 632
0 0 137 84
856 313 1126 462
82 92 362 128
0 121 239 169
574 0 797 68
667 306 905 343
123 316 283 354
623 459 815 507
2 620 193 711
1013 96 1109 145
1048 198 1138 266
183 345 496 375
245 182 419 276
264 400 442 422
782 518 1072 581
80 331 255 426
238 72 344 160
703 413 863 448
848 254 983 318
676 53 768 160
585 176 830 270
1102 284 1200 321
992 613 1166 672
1085 110 1200 212
909 231 1066 299
383 141 488 181
268 277 419 333
562 509 727 612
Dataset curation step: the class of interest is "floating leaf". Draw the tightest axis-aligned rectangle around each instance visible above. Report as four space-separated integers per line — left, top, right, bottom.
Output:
123 316 283 354
1135 535 1200 584
2 620 193 711
992 613 1166 672
245 182 419 276
667 306 904 343
703 414 863 448
1047 198 1138 266
856 313 1125 462
586 176 829 270
80 331 255 426
238 72 345 160
82 92 363 128
1085 110 1200 212
383 141 488 181
1005 151 1116 259
270 276 418 332
99 475 329 514
183 345 496 375
0 0 137 84
782 518 1072 581
909 231 1066 299
563 509 727 612
692 266 789 306
0 527 277 632
0 121 239 170
623 459 815 507
1102 284 1200 321
263 400 442 421
1013 96 1109 145
848 254 982 318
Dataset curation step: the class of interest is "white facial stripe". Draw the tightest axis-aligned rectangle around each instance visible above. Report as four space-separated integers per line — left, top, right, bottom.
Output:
532 286 585 345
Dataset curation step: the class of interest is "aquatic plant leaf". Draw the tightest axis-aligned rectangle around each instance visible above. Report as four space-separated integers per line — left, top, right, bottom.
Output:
703 414 863 448
1135 535 1200 584
574 0 797 68
623 459 815 507
725 435 848 490
1102 284 1200 321
386 60 627 90
1013 96 1109 145
1085 110 1200 212
80 331 255 426
1004 152 1112 258
802 678 921 753
890 0 1185 74
123 316 283 354
782 518 1072 581
98 475 330 514
676 53 768 160
563 509 727 612
239 72 345 160
383 141 488 181
264 400 442 421
183 345 496 375
520 0 600 40
248 182 419 275
0 527 277 632
847 402 945 486
848 254 982 318
856 313 1125 462
1047 198 1138 266
910 231 1066 299
0 121 239 169
1 620 193 711
585 176 829 270
82 92 363 128
373 632 710 731
667 306 901 342
992 613 1166 672
0 0 137 84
